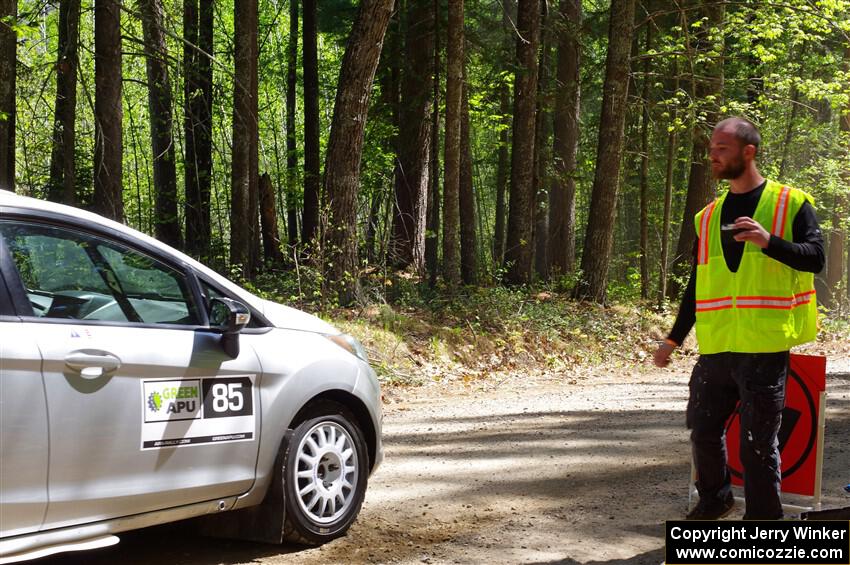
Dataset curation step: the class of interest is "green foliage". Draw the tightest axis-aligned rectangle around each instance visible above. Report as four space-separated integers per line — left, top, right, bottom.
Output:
9 0 850 312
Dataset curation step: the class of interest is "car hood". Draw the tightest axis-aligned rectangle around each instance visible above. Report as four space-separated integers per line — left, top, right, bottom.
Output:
257 299 339 334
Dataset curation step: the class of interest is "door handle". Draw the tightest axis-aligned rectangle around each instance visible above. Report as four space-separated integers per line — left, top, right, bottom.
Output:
65 350 122 378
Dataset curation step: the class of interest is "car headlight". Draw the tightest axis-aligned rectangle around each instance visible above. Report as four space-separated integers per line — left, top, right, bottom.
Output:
325 333 369 363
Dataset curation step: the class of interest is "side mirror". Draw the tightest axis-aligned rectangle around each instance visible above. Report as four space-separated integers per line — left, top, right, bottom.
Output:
209 298 250 358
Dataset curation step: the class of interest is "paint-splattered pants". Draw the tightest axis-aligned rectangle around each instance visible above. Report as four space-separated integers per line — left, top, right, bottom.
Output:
686 351 789 520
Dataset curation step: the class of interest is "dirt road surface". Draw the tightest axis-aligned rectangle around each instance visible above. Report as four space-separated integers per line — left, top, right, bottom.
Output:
40 354 850 565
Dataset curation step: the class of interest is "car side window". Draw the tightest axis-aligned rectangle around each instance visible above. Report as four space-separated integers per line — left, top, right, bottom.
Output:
0 222 200 326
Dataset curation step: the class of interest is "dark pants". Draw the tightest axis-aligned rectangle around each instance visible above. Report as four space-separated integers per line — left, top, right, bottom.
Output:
686 351 789 520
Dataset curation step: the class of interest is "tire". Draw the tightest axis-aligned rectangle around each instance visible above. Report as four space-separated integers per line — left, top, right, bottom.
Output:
282 401 368 545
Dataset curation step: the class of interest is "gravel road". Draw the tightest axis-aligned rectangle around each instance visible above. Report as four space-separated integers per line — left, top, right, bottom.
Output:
39 354 850 565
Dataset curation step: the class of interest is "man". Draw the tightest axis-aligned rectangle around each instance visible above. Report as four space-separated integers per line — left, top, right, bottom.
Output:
654 117 824 520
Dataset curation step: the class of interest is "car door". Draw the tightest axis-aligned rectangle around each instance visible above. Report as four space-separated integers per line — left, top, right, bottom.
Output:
0 220 262 530
0 239 48 537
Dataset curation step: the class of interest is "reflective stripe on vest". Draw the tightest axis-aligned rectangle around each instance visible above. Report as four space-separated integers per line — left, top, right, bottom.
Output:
771 186 791 238
695 296 733 312
695 291 814 312
697 200 717 265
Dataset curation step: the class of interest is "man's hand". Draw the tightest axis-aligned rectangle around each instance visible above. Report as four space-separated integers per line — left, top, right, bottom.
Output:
733 216 770 249
653 341 675 368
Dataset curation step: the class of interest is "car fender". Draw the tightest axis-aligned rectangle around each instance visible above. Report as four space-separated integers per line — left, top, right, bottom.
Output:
234 329 370 508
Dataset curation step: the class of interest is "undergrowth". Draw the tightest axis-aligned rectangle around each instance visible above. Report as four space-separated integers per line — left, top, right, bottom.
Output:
245 269 849 388
246 270 690 387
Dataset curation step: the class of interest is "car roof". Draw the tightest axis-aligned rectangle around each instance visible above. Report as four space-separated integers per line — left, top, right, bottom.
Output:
0 189 262 311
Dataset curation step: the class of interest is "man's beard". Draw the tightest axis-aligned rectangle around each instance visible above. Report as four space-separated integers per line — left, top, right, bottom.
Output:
713 155 745 179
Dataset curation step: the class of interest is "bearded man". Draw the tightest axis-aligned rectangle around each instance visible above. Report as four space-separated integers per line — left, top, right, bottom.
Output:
654 117 824 520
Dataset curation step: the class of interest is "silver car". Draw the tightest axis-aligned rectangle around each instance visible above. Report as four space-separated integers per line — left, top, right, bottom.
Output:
0 191 383 563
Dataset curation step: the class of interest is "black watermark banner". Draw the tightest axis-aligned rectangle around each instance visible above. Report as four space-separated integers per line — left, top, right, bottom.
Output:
666 521 850 564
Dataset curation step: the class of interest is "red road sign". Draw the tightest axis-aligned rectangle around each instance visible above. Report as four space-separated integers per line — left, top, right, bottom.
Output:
724 354 826 496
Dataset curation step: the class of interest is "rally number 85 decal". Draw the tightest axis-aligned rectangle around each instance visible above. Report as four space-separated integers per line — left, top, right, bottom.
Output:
141 376 255 449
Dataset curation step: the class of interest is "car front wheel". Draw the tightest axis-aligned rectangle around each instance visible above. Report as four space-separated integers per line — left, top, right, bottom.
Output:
282 401 368 544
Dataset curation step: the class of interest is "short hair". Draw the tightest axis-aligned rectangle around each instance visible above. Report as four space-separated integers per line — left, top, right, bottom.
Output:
715 117 761 152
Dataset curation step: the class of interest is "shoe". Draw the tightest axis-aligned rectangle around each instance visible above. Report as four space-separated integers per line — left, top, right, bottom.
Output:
685 492 734 520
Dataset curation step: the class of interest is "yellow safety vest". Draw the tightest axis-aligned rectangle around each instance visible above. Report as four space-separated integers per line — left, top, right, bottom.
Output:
693 180 817 354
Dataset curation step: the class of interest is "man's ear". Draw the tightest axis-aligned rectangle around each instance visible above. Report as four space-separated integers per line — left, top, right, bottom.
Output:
743 144 758 160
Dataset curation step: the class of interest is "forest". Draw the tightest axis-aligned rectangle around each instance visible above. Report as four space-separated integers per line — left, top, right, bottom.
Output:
1 0 848 313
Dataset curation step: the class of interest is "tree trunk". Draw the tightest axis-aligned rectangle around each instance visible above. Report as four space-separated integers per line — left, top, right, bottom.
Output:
323 0 395 305
231 0 259 276
442 0 463 285
248 0 260 274
260 173 284 264
302 0 321 249
825 193 847 311
93 0 123 220
534 1 551 280
285 0 299 248
503 0 540 284
459 74 478 284
0 0 14 192
425 0 440 286
184 0 214 257
573 0 635 302
777 84 799 179
669 0 725 297
828 46 850 312
841 45 850 313
658 63 680 307
638 18 651 299
48 0 80 205
380 1 401 266
549 0 580 277
366 187 382 263
493 87 510 267
140 0 180 247
492 3 513 268
391 0 434 272
744 3 763 107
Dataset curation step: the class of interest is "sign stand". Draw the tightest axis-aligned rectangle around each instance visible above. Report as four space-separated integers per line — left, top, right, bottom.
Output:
687 354 827 515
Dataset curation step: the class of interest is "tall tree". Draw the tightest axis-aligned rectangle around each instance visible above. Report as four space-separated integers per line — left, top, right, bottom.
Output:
247 0 260 273
503 0 540 284
260 172 284 263
442 0 463 285
637 14 651 299
323 0 394 305
285 0 299 248
140 0 180 247
231 0 259 275
424 0 440 286
549 0 581 276
391 0 434 271
459 72 477 284
93 0 123 220
669 0 725 296
827 43 850 311
658 61 680 306
573 0 636 302
48 0 80 205
302 0 320 249
533 1 552 280
0 0 13 192
375 1 400 264
844 44 850 309
492 2 513 268
184 0 214 257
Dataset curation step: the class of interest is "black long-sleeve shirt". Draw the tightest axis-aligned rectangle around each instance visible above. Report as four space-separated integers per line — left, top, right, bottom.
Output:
667 181 825 345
